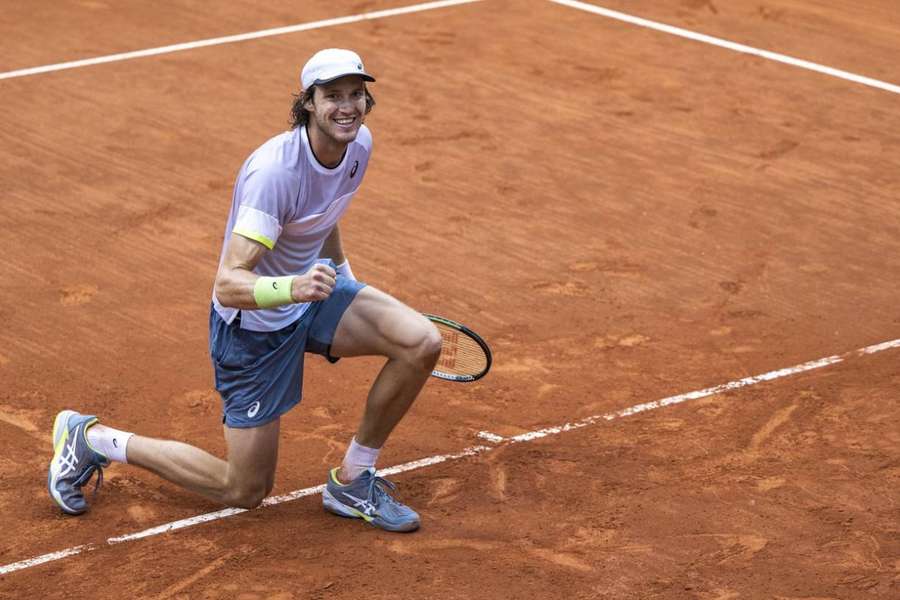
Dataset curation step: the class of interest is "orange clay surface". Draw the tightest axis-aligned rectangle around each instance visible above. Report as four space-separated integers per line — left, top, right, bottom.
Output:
1 1 899 598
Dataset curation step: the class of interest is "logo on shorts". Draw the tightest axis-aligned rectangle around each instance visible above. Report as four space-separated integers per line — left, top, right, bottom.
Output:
247 402 261 418
349 160 359 178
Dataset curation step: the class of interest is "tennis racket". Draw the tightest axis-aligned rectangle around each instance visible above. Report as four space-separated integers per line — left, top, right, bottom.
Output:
424 314 492 382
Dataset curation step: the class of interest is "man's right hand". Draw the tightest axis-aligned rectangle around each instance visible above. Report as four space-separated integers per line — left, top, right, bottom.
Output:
291 263 337 302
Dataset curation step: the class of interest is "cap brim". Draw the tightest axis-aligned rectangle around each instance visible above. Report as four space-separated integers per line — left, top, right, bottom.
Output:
312 72 376 86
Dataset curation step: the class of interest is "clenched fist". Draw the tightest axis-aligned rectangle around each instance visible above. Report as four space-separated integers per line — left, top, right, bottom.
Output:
291 263 337 302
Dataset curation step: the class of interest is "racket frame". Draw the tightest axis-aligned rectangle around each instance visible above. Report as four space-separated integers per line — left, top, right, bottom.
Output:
423 313 492 382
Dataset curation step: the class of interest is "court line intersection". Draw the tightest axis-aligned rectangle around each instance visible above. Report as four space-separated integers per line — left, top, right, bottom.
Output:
3 0 898 98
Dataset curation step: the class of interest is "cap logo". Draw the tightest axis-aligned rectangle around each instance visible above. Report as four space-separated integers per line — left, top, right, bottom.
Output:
356 63 363 70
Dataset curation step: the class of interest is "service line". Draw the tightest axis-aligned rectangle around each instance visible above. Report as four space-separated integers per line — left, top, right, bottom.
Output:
0 0 481 81
550 0 900 96
2 337 899 575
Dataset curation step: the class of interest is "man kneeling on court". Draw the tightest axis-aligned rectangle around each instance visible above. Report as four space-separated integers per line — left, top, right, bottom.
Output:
47 48 441 533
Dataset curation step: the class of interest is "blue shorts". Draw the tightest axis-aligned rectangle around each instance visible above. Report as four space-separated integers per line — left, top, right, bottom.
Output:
209 276 366 428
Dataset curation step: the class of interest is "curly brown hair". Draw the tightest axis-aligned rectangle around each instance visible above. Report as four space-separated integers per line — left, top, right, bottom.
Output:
289 85 376 129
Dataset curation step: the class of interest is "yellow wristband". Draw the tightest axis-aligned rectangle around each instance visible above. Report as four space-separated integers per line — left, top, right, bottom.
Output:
253 276 295 308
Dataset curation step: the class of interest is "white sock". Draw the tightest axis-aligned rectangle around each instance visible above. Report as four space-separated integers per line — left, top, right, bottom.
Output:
341 437 380 481
86 424 134 464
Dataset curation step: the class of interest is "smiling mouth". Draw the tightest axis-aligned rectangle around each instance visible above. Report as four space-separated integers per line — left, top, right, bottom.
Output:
334 116 356 128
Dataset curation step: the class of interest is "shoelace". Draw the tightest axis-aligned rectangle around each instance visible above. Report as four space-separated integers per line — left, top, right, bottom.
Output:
90 467 104 501
368 475 403 508
73 463 105 501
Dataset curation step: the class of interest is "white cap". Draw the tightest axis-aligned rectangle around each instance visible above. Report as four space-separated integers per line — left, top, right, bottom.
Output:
300 48 375 90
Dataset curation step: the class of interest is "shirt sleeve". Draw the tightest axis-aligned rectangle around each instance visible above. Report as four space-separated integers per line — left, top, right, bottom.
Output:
232 165 298 250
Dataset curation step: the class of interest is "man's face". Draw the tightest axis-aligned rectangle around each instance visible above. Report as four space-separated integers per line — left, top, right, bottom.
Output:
305 76 367 147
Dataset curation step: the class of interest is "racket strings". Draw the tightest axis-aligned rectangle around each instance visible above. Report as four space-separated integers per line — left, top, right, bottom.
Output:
434 324 488 375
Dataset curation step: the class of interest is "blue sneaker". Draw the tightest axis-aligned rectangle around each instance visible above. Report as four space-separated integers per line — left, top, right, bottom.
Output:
48 410 110 515
323 467 420 532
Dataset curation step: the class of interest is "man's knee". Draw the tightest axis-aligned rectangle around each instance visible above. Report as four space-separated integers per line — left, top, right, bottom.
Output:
407 321 442 370
224 479 273 509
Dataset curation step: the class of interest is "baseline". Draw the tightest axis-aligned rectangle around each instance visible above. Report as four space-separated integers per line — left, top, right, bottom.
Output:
2 337 898 575
0 0 481 81
550 0 900 96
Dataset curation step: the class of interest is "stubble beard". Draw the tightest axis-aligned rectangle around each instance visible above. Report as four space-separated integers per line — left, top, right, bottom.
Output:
314 112 360 148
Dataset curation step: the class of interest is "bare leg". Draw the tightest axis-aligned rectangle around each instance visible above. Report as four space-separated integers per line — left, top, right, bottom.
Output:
331 287 441 466
126 418 280 509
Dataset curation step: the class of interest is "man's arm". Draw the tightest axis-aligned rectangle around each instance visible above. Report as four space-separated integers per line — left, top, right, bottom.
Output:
319 224 347 265
215 233 336 309
320 224 357 280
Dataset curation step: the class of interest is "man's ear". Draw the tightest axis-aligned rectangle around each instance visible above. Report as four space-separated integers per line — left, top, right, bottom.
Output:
303 90 316 112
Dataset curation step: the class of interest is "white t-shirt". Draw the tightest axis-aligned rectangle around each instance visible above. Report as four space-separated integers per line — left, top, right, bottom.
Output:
213 124 371 331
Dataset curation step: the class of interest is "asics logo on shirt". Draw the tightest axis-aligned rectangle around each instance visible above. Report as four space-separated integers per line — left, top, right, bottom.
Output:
349 160 359 178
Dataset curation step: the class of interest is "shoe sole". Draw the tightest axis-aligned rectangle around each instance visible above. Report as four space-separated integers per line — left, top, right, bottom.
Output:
322 488 420 533
48 410 84 515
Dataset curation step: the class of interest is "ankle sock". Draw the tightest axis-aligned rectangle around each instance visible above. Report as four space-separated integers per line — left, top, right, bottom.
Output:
86 424 134 463
341 437 380 481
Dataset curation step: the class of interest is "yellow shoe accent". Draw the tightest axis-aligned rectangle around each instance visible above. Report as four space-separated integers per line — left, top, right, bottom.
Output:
81 419 108 460
329 467 345 486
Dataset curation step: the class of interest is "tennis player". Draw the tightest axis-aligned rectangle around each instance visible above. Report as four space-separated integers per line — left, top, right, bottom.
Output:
47 48 440 532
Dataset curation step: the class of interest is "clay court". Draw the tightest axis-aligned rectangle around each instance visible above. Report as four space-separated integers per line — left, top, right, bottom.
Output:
2 0 899 598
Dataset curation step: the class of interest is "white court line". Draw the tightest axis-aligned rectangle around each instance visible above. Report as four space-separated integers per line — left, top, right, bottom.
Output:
3 336 899 575
550 0 900 96
477 431 506 443
0 0 481 81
